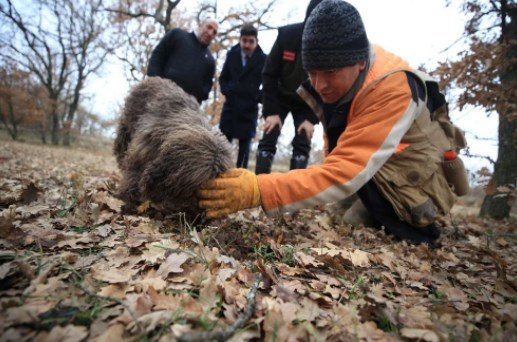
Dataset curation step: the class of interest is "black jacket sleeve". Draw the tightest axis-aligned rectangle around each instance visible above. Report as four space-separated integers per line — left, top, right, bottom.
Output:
261 32 286 120
219 50 232 97
147 29 179 77
201 60 215 102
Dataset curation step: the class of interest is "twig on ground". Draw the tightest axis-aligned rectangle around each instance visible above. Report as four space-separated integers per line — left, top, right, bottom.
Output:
178 273 262 342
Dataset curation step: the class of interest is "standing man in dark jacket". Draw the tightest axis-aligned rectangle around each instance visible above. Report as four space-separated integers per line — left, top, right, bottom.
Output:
219 24 267 169
147 19 218 103
255 0 323 174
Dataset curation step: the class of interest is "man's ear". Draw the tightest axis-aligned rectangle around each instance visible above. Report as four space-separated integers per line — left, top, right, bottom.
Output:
358 60 367 71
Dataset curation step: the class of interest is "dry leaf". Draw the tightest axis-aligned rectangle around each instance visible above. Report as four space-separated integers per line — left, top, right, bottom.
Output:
91 264 131 284
92 323 125 342
350 249 370 267
401 328 439 342
148 286 182 311
19 182 40 204
46 325 88 342
295 251 324 267
98 284 129 299
106 246 130 268
156 252 190 278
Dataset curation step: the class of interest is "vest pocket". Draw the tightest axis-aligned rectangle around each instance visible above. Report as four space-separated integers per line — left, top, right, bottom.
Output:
373 143 456 227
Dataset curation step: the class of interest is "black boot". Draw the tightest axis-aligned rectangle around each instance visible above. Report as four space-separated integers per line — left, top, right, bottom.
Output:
290 155 308 170
255 150 274 174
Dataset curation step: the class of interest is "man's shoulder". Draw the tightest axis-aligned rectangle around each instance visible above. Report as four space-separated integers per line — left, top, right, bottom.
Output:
162 28 193 43
229 43 241 54
166 27 188 36
255 45 267 58
278 22 304 35
275 23 303 52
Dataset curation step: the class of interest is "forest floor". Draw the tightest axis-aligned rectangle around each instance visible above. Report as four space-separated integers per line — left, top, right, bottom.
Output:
0 139 516 342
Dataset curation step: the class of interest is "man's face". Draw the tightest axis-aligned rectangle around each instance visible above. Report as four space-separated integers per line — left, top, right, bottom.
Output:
197 20 218 45
240 35 258 56
308 61 366 104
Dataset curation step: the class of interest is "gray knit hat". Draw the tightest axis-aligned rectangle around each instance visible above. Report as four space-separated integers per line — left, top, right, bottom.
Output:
302 0 370 70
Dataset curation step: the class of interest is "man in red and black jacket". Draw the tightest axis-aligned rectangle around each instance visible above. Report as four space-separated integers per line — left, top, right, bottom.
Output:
255 0 323 173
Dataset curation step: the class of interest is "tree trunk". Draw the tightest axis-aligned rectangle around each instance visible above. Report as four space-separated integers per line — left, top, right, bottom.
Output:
0 120 17 140
8 100 19 140
51 106 60 145
62 79 82 146
62 120 72 146
479 114 517 219
0 100 18 140
479 4 517 219
40 126 47 144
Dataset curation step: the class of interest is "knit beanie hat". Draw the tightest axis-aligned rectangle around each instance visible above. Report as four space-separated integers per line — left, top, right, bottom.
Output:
305 0 324 21
302 0 370 70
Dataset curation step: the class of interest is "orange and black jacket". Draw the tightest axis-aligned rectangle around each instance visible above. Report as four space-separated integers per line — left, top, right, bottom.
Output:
257 45 430 215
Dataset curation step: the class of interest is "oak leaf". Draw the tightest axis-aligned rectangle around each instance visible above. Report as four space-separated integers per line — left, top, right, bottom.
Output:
91 264 131 284
401 328 440 342
46 325 88 342
156 252 190 278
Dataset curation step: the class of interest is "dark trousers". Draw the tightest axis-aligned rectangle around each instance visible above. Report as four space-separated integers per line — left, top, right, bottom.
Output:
224 133 252 169
256 108 311 158
357 180 441 244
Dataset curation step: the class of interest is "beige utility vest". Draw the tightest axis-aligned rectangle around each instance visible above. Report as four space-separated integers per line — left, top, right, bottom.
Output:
367 69 468 227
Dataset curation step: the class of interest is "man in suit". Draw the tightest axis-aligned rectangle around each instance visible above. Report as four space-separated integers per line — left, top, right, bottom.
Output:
219 24 267 168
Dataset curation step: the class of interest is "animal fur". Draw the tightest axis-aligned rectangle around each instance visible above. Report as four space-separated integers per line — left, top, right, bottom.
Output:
114 76 233 214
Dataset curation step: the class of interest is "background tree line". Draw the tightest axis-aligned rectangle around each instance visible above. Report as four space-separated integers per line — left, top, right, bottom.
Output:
0 0 515 219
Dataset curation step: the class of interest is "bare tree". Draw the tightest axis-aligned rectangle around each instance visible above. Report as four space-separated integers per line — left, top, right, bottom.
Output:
0 0 114 145
104 0 188 82
210 0 278 50
106 0 182 32
0 67 25 140
0 62 48 140
0 0 69 144
60 0 115 145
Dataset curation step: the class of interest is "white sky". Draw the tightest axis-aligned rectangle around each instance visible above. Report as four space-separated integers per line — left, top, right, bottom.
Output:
86 0 498 175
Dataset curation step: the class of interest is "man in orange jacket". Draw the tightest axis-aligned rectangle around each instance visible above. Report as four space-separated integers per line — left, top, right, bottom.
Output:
198 0 463 244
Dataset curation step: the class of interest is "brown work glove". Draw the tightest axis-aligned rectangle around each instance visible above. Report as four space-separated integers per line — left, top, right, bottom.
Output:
198 168 261 219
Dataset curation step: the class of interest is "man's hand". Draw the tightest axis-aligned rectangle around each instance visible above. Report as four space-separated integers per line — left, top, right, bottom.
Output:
198 168 261 219
297 120 315 140
263 115 282 134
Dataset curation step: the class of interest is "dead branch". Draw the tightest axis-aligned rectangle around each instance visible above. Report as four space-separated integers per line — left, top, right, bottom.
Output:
464 150 496 164
104 0 181 31
178 273 262 342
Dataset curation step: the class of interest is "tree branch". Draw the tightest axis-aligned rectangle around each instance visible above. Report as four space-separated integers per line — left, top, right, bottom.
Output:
464 149 496 165
178 273 262 342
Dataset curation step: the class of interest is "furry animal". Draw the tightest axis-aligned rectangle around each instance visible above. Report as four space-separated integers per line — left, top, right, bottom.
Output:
114 77 233 214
